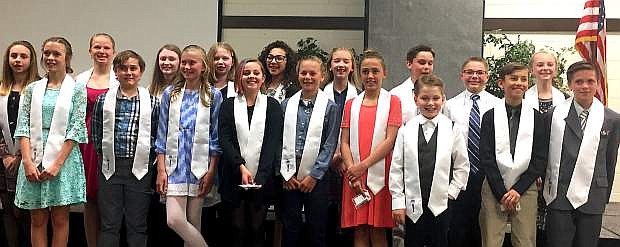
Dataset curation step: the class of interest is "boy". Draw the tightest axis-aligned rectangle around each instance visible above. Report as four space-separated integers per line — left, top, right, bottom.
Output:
390 74 469 247
91 50 160 247
544 61 620 247
444 57 501 247
390 45 435 124
479 63 547 247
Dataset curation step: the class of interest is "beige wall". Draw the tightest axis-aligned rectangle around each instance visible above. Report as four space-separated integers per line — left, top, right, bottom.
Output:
223 0 364 17
485 0 620 18
222 29 364 61
0 0 219 85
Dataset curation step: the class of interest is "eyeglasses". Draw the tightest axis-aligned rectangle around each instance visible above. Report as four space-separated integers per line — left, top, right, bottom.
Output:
266 55 286 63
462 70 487 77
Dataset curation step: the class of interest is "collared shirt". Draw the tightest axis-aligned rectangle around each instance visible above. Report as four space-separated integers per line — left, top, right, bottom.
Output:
444 89 501 140
573 99 590 116
281 95 339 180
420 115 439 142
91 89 160 158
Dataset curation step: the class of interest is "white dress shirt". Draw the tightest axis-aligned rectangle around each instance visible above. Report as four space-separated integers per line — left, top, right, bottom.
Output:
444 89 501 140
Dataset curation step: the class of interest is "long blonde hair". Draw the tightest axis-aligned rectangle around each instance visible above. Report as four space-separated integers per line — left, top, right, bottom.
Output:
325 47 360 89
170 45 213 107
1 41 40 96
206 42 238 84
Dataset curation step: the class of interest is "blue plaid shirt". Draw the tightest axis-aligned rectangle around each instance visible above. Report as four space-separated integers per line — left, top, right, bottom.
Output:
91 89 160 158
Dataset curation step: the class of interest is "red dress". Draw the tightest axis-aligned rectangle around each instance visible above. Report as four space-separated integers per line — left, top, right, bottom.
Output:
79 86 109 200
340 95 402 228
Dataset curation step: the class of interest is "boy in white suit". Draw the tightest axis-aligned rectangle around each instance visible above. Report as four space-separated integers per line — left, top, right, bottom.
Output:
390 74 469 247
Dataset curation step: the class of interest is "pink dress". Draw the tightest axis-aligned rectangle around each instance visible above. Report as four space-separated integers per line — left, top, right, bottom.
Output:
340 95 402 228
80 86 109 200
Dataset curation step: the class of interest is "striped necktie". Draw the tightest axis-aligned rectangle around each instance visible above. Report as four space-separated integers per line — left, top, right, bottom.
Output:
580 109 589 130
468 94 481 175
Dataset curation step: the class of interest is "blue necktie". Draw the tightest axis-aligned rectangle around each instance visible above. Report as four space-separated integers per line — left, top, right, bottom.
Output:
468 94 481 175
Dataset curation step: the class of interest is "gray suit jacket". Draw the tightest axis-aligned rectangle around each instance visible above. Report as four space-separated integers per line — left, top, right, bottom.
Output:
548 101 620 214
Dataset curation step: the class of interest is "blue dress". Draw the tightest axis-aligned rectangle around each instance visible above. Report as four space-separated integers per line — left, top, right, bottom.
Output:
14 81 88 209
155 86 222 196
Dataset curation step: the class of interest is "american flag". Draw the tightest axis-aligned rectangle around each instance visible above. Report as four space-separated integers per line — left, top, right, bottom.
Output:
575 0 607 105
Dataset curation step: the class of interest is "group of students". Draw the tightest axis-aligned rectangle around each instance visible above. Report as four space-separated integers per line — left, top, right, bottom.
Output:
0 33 617 247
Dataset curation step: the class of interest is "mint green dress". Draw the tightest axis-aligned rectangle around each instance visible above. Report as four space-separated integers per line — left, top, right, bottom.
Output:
14 81 88 209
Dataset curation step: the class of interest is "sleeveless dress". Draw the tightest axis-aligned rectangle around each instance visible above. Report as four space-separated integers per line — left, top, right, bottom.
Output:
80 86 109 200
14 82 87 209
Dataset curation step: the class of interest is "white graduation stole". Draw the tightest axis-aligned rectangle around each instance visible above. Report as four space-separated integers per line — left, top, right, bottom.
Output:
493 103 534 189
234 93 267 177
544 98 604 208
324 81 357 102
165 84 211 178
101 86 152 180
0 95 18 154
30 75 76 169
351 88 391 195
404 114 454 222
280 90 328 181
75 67 120 88
226 80 237 98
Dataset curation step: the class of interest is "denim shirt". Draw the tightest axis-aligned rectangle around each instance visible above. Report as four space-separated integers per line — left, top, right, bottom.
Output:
281 94 339 180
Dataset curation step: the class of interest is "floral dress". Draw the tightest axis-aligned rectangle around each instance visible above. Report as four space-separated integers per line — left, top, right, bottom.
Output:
14 81 87 209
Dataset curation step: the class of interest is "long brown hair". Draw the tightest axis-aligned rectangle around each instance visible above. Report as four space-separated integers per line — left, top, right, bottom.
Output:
41 37 73 74
206 42 238 84
1 41 40 96
170 45 213 107
325 47 359 89
149 44 181 96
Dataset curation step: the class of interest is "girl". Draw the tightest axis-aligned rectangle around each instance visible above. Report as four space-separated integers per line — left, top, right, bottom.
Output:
279 56 339 247
323 47 360 245
14 37 87 247
524 50 567 114
0 40 40 247
207 42 238 98
74 33 119 247
257 41 299 103
218 58 283 247
340 49 402 247
155 45 222 247
149 44 182 98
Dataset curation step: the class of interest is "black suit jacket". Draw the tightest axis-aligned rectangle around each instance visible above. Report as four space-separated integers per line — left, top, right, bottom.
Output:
217 96 284 206
479 106 549 202
548 102 620 214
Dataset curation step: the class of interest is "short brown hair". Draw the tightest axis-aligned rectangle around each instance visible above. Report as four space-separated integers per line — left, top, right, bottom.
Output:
566 61 597 83
406 45 435 62
499 62 528 79
414 74 444 95
461 57 488 71
113 50 145 72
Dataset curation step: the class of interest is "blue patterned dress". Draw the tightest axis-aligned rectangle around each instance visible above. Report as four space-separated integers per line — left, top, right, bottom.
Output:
155 86 222 197
14 81 87 209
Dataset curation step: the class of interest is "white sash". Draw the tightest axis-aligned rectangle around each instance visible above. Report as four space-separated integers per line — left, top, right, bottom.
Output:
101 86 152 180
280 90 328 181
405 114 454 221
544 98 604 208
351 89 391 195
75 67 119 88
323 81 357 102
234 93 267 177
165 84 211 178
0 95 18 154
226 80 237 98
524 86 565 111
30 75 76 169
493 103 534 189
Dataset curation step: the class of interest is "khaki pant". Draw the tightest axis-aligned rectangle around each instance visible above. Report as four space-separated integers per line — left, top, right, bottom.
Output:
479 179 537 247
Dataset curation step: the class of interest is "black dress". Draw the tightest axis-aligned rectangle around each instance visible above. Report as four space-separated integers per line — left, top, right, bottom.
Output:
217 96 284 206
